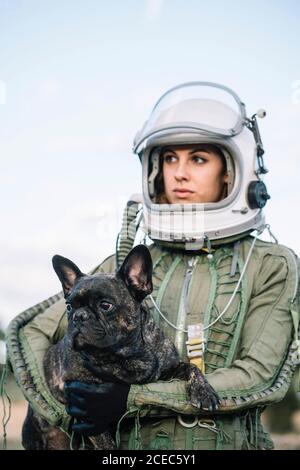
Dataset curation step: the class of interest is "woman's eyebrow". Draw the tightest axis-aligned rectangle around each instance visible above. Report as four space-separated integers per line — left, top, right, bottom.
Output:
189 147 211 154
161 147 212 155
162 147 177 154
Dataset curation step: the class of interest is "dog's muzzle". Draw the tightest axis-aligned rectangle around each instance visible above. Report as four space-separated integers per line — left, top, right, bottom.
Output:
72 309 90 324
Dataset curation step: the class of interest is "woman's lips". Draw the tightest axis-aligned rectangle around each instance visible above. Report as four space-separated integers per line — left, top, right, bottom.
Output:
173 189 194 198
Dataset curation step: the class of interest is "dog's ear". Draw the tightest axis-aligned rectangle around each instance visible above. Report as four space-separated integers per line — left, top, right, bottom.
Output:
52 255 84 297
118 245 153 302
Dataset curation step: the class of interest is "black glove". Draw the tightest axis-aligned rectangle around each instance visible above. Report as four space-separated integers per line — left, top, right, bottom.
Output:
64 381 130 436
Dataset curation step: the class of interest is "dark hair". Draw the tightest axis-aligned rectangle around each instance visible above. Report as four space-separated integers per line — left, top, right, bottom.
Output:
153 144 227 203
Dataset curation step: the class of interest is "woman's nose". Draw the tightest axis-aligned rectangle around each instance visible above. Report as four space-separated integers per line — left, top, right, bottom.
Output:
174 162 189 181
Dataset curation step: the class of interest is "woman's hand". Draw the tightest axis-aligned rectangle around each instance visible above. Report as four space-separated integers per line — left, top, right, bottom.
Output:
64 381 130 436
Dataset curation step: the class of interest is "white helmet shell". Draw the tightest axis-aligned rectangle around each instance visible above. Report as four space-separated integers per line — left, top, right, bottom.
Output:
133 82 269 248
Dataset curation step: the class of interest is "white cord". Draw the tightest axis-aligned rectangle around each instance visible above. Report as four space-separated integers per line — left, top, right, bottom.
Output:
149 294 188 332
203 233 259 330
149 230 262 333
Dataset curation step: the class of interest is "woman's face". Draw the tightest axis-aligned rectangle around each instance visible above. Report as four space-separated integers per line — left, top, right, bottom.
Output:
162 144 228 204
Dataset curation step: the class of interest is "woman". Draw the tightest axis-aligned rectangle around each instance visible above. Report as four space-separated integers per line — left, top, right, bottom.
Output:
7 82 300 450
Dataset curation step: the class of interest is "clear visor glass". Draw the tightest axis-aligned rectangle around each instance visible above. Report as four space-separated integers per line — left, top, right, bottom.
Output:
134 82 246 153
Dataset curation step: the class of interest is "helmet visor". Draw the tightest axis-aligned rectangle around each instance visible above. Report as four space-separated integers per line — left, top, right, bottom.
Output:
134 82 246 153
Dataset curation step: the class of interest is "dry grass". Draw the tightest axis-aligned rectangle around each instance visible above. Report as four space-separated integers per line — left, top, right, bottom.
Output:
0 399 27 450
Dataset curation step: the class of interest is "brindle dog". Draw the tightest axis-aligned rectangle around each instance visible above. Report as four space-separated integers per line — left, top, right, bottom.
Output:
22 245 219 449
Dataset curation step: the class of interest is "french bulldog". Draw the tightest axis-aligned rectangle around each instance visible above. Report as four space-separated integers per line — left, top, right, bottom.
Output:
22 245 219 449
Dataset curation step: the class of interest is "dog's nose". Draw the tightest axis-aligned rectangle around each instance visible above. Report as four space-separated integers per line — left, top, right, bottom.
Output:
72 310 89 323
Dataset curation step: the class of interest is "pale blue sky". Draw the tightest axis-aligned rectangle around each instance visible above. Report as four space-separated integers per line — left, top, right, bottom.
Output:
0 0 299 329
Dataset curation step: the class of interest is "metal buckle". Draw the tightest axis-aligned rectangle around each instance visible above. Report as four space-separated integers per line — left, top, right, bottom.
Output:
186 343 204 359
177 416 218 433
177 415 198 428
197 419 218 433
186 324 205 359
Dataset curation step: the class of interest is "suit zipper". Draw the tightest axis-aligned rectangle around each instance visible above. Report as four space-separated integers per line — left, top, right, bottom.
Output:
174 257 197 356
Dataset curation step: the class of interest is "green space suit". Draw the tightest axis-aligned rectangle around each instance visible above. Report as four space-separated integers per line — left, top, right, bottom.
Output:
6 229 300 449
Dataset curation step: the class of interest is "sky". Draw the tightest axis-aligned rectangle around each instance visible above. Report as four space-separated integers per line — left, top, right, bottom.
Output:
0 0 300 332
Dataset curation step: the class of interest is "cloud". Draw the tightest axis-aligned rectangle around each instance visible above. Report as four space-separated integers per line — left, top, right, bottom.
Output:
0 79 6 105
291 80 300 106
38 78 60 101
46 133 129 155
145 0 164 21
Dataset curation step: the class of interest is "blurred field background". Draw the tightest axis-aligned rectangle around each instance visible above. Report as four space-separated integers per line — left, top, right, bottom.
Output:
0 365 26 450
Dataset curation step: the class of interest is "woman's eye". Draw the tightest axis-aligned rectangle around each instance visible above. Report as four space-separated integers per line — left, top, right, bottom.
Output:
163 154 177 163
100 301 114 312
193 155 206 164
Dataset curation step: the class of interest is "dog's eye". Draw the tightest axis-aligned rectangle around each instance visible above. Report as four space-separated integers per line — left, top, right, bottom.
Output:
66 303 72 313
100 301 114 312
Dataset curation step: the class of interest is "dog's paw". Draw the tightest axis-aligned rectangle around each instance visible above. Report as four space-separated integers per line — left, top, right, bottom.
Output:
189 380 220 411
187 366 220 411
